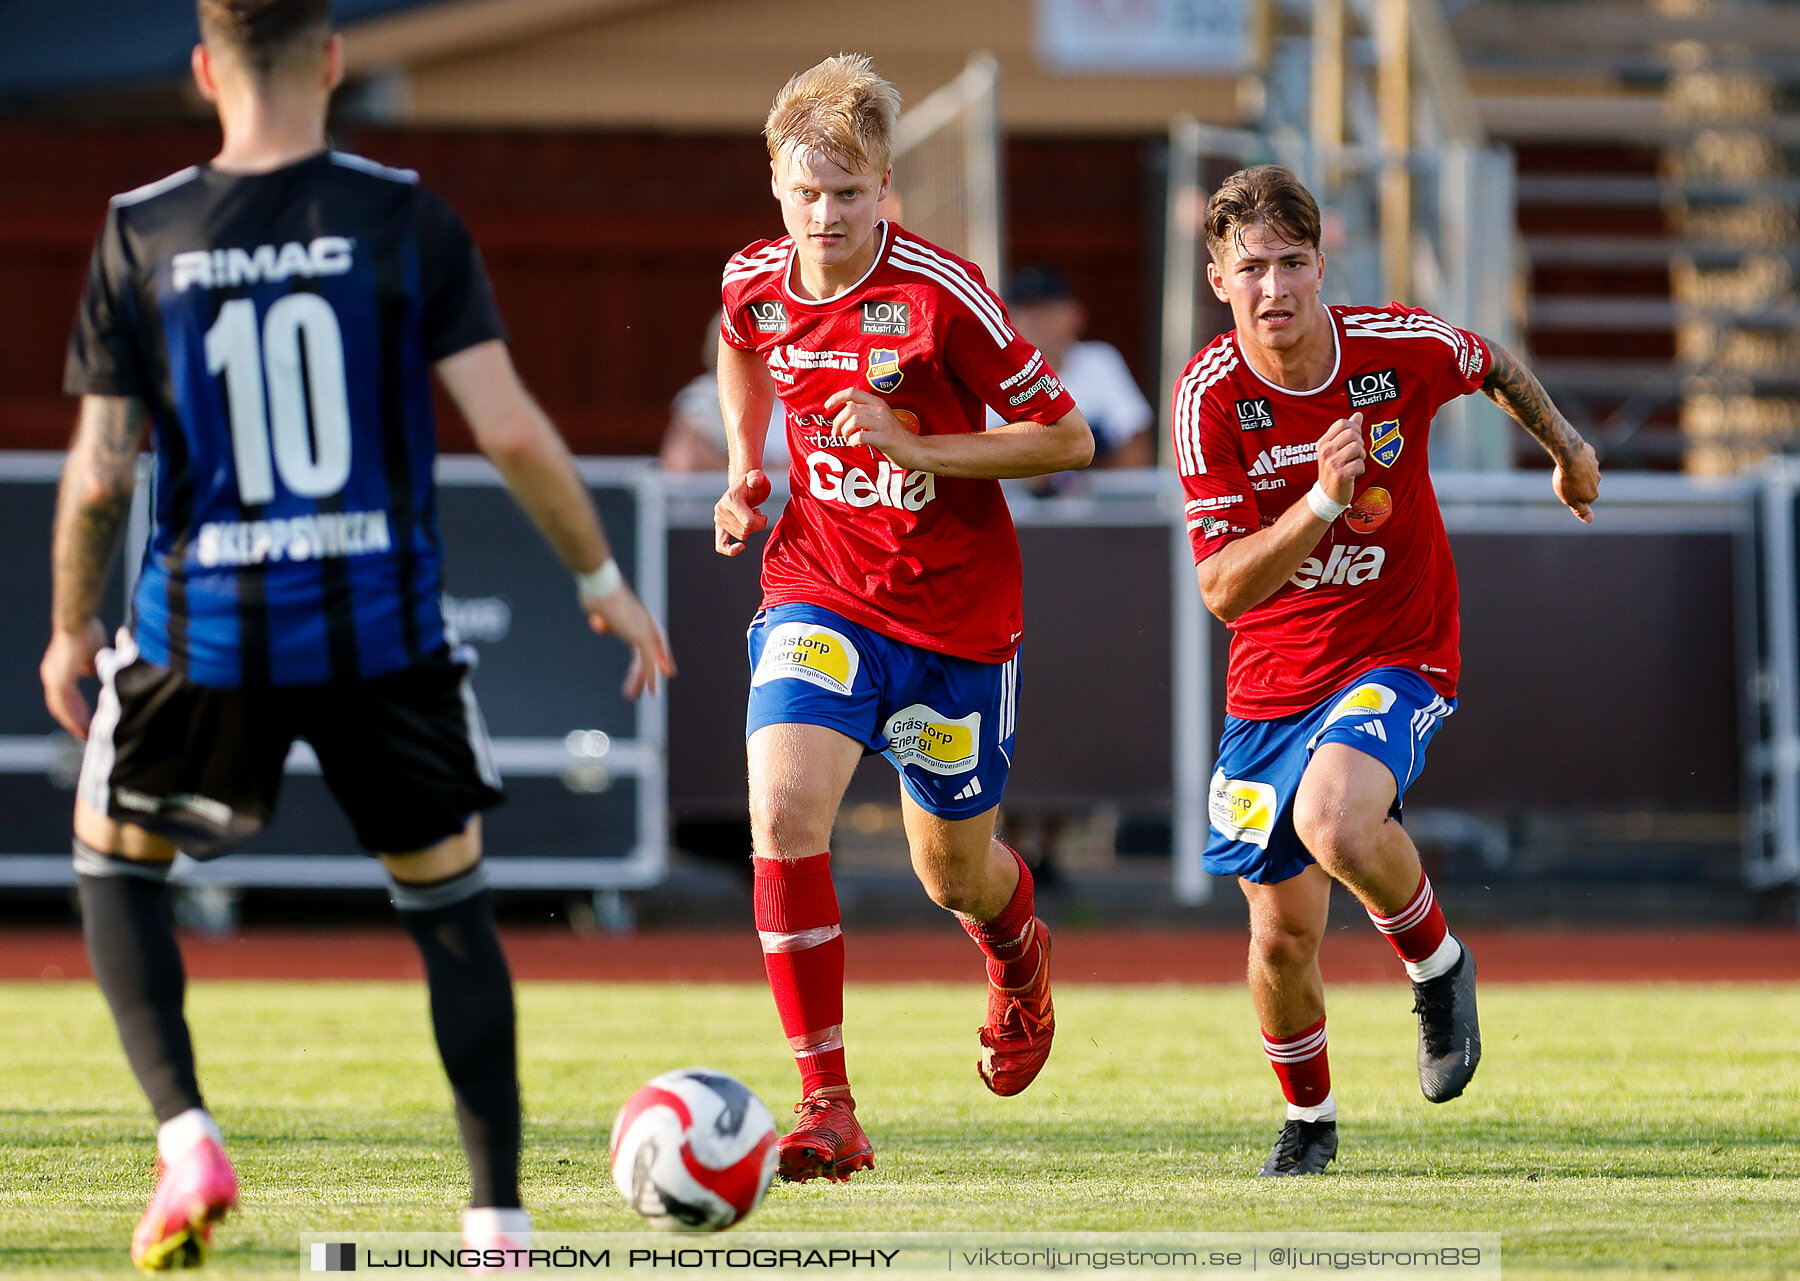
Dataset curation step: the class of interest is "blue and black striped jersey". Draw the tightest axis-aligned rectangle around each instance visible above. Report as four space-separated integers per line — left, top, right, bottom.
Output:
65 150 504 688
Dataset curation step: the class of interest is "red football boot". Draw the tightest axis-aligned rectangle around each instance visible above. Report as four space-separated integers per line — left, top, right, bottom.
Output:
977 919 1055 1097
777 1086 874 1183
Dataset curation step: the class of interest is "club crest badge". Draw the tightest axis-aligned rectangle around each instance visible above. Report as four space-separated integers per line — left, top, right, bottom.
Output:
866 348 903 394
1369 419 1403 467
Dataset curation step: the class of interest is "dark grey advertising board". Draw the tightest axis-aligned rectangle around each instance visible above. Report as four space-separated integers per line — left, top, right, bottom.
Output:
666 474 1749 827
0 457 666 889
0 462 1760 896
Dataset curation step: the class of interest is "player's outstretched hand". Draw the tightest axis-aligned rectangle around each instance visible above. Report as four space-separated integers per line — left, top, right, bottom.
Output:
1555 441 1601 523
714 469 772 557
825 388 926 469
40 618 106 740
1316 412 1367 505
581 583 676 699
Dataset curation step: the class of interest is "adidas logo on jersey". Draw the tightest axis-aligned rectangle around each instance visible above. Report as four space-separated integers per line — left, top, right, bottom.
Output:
1247 442 1317 476
171 237 353 292
805 450 937 512
1354 720 1388 741
1289 543 1387 590
952 778 984 802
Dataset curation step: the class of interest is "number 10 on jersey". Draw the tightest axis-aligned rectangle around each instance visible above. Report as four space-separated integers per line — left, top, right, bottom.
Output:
204 294 353 506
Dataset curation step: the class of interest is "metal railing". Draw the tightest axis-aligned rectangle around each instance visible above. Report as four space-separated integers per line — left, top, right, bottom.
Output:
890 52 1004 287
5 460 1788 903
1159 123 1520 471
1160 0 1523 468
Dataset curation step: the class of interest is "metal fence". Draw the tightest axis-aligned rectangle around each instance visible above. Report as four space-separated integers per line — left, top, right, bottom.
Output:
1747 457 1800 888
1160 120 1522 471
890 52 1004 287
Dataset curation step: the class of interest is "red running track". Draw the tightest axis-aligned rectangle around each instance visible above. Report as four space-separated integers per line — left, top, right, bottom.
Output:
4 926 1798 983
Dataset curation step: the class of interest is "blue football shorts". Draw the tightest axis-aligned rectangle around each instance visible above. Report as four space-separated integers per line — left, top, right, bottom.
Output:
745 602 1020 820
1205 666 1456 885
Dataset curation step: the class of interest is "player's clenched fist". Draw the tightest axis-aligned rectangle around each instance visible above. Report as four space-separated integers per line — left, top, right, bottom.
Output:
1315 413 1366 506
714 468 773 557
1554 440 1601 524
825 387 926 469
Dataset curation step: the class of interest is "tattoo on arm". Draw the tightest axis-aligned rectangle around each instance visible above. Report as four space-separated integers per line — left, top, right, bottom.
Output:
51 396 147 632
1480 343 1586 464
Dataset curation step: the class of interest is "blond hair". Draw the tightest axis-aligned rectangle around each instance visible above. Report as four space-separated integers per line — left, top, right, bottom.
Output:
765 53 902 176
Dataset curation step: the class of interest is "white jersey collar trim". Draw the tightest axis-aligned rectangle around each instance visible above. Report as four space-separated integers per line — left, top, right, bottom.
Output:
783 221 890 307
1240 307 1342 398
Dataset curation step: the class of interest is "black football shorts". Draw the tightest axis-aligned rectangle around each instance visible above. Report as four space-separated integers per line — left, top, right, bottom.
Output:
76 630 504 858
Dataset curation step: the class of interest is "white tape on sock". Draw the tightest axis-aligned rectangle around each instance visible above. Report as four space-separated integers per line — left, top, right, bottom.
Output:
157 1108 223 1163
1404 933 1463 983
1286 1091 1338 1123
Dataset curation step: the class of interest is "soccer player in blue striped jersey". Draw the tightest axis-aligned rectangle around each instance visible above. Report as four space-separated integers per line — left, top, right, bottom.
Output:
40 0 673 1267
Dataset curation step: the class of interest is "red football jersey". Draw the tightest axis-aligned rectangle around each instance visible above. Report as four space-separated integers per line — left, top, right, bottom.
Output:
720 222 1076 663
1172 304 1491 719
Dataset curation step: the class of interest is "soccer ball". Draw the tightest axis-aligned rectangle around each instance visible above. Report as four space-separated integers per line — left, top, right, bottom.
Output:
609 1068 779 1231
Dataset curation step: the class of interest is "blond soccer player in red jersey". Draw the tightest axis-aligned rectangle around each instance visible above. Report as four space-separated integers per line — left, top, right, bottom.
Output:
1173 166 1600 1175
712 55 1093 1184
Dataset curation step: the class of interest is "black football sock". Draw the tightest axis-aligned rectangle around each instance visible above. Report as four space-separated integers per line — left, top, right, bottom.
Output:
75 840 204 1124
394 865 522 1209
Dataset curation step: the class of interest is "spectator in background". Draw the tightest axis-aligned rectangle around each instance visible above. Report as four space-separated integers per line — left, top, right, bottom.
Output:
660 312 788 472
991 266 1155 492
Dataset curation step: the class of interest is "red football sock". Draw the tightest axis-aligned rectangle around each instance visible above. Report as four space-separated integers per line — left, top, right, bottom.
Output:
1262 1017 1332 1110
959 841 1041 989
1367 871 1450 964
753 853 847 1096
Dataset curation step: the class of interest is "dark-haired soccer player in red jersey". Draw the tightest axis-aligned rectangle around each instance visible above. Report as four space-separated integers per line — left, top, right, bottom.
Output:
712 54 1093 1184
1173 166 1599 1176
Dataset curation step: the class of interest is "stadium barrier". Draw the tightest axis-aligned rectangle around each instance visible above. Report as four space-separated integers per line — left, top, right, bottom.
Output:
662 468 1756 904
0 459 1774 903
0 455 667 896
1747 457 1800 888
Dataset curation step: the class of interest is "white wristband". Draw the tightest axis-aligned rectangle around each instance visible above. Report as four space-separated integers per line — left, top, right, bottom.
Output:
575 558 624 600
1305 482 1349 523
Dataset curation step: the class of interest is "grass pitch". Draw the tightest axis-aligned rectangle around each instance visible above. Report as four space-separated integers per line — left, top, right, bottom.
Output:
1 978 1796 1277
